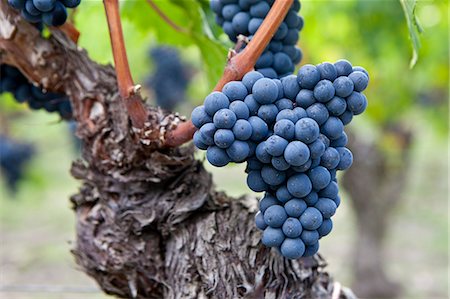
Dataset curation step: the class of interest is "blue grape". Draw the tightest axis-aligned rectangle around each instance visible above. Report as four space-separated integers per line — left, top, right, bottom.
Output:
321 117 344 140
227 140 250 162
317 62 337 81
308 138 326 159
306 103 329 126
246 157 263 172
242 71 264 92
273 52 293 75
223 81 248 101
274 119 295 140
349 71 369 92
206 146 230 167
233 119 252 140
295 117 320 144
300 207 323 230
282 45 297 60
336 147 353 170
249 1 270 17
247 170 268 192
333 195 341 207
272 156 290 171
255 211 267 230
8 0 26 9
222 4 240 20
352 66 369 79
262 227 285 247
42 2 67 26
248 17 263 34
346 92 367 115
229 100 250 119
304 191 319 206
268 40 283 52
213 108 237 129
287 173 312 198
276 109 298 123
318 219 333 237
285 10 301 28
295 89 315 109
264 205 288 228
310 158 321 169
222 22 236 40
33 0 55 12
293 48 302 64
252 78 278 104
300 229 319 245
303 242 319 257
261 165 286 186
291 158 312 172
320 147 340 169
255 51 274 69
280 238 305 259
258 104 278 124
204 91 229 116
284 141 310 166
297 64 321 89
199 123 216 145
275 185 292 202
273 79 284 99
333 76 354 98
275 98 294 111
313 80 335 103
334 59 353 76
273 22 288 40
282 28 299 45
318 134 330 148
308 166 331 190
231 12 250 33
282 218 303 238
210 0 222 13
339 110 353 125
191 105 212 128
281 75 300 100
315 198 337 218
293 107 307 120
214 129 235 148
259 193 279 213
284 198 307 217
330 131 348 147
25 0 40 16
244 94 260 116
319 181 339 199
193 131 209 150
265 135 288 156
257 68 278 79
255 141 271 163
326 96 347 116
21 9 41 22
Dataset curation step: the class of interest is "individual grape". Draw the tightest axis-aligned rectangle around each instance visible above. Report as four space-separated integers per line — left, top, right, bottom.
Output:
285 10 301 28
272 156 290 172
242 71 264 92
282 45 297 60
303 242 319 257
252 78 279 104
246 157 263 172
304 191 319 206
248 17 263 34
291 158 312 173
244 94 260 116
282 28 299 45
306 103 329 126
300 229 319 245
336 147 353 170
193 131 209 150
282 218 302 238
214 129 235 149
257 104 278 124
273 52 293 74
213 108 237 129
227 140 250 162
255 211 267 230
265 135 288 156
274 119 295 140
223 81 248 102
263 205 288 228
222 4 240 20
347 92 368 115
60 0 80 8
308 166 331 190
326 96 347 116
191 105 212 128
231 11 250 33
259 193 279 213
42 2 67 27
313 80 335 103
320 147 340 169
257 68 278 79
284 141 310 166
297 64 321 89
204 91 229 116
276 109 298 123
21 9 41 22
317 62 337 81
33 0 55 12
293 107 307 120
255 141 271 163
318 219 333 237
261 165 286 186
295 117 320 144
287 173 312 198
284 198 307 217
333 195 341 208
268 41 283 52
229 100 250 119
262 227 285 247
319 181 339 199
222 22 237 40
296 89 315 109
206 145 230 167
333 76 354 98
25 0 41 16
352 66 370 79
315 198 337 218
339 110 353 125
334 59 353 76
299 207 323 230
308 138 326 159
348 71 369 92
199 123 216 145
233 119 252 140
249 1 270 18
14 85 31 103
247 170 268 192
310 158 321 169
255 51 274 69
321 117 344 140
275 98 294 111
281 75 300 100
8 0 26 9
273 22 288 40
280 238 305 259
248 116 269 141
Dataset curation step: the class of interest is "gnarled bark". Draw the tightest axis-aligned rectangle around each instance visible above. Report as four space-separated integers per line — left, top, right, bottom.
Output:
1 3 356 298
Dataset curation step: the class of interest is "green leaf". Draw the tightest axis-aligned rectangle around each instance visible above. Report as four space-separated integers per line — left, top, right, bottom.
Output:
399 0 422 68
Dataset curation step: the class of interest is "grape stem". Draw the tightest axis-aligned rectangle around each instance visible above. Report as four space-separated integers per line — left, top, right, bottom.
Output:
147 0 187 33
103 0 148 128
164 0 294 147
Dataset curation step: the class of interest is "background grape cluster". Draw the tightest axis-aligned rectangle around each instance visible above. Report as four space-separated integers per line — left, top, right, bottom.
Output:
7 0 80 26
210 0 303 78
145 47 191 111
192 61 369 258
1 64 73 119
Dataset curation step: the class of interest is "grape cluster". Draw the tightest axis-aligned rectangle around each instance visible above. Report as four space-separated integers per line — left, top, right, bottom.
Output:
210 0 303 78
1 64 73 119
192 60 369 258
7 0 80 26
145 47 191 111
0 135 35 193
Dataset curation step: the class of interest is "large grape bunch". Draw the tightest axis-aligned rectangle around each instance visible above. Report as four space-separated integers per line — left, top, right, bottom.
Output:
192 61 369 258
210 0 303 79
0 135 35 193
1 64 73 119
145 47 191 111
7 0 80 26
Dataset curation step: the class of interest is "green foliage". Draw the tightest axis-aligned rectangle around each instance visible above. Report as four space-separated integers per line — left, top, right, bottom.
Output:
399 0 423 68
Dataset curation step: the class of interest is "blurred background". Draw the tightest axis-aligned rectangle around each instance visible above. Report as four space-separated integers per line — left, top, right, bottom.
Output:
0 0 448 298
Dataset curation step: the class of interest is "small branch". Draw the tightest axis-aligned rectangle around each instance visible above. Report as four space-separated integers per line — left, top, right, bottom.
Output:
55 22 80 44
103 0 148 128
147 0 187 33
164 0 294 147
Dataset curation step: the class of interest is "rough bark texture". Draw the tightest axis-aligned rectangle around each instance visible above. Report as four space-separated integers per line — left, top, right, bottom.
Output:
343 128 413 299
1 3 356 298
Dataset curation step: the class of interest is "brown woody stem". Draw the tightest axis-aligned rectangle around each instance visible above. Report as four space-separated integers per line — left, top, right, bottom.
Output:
164 0 294 147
